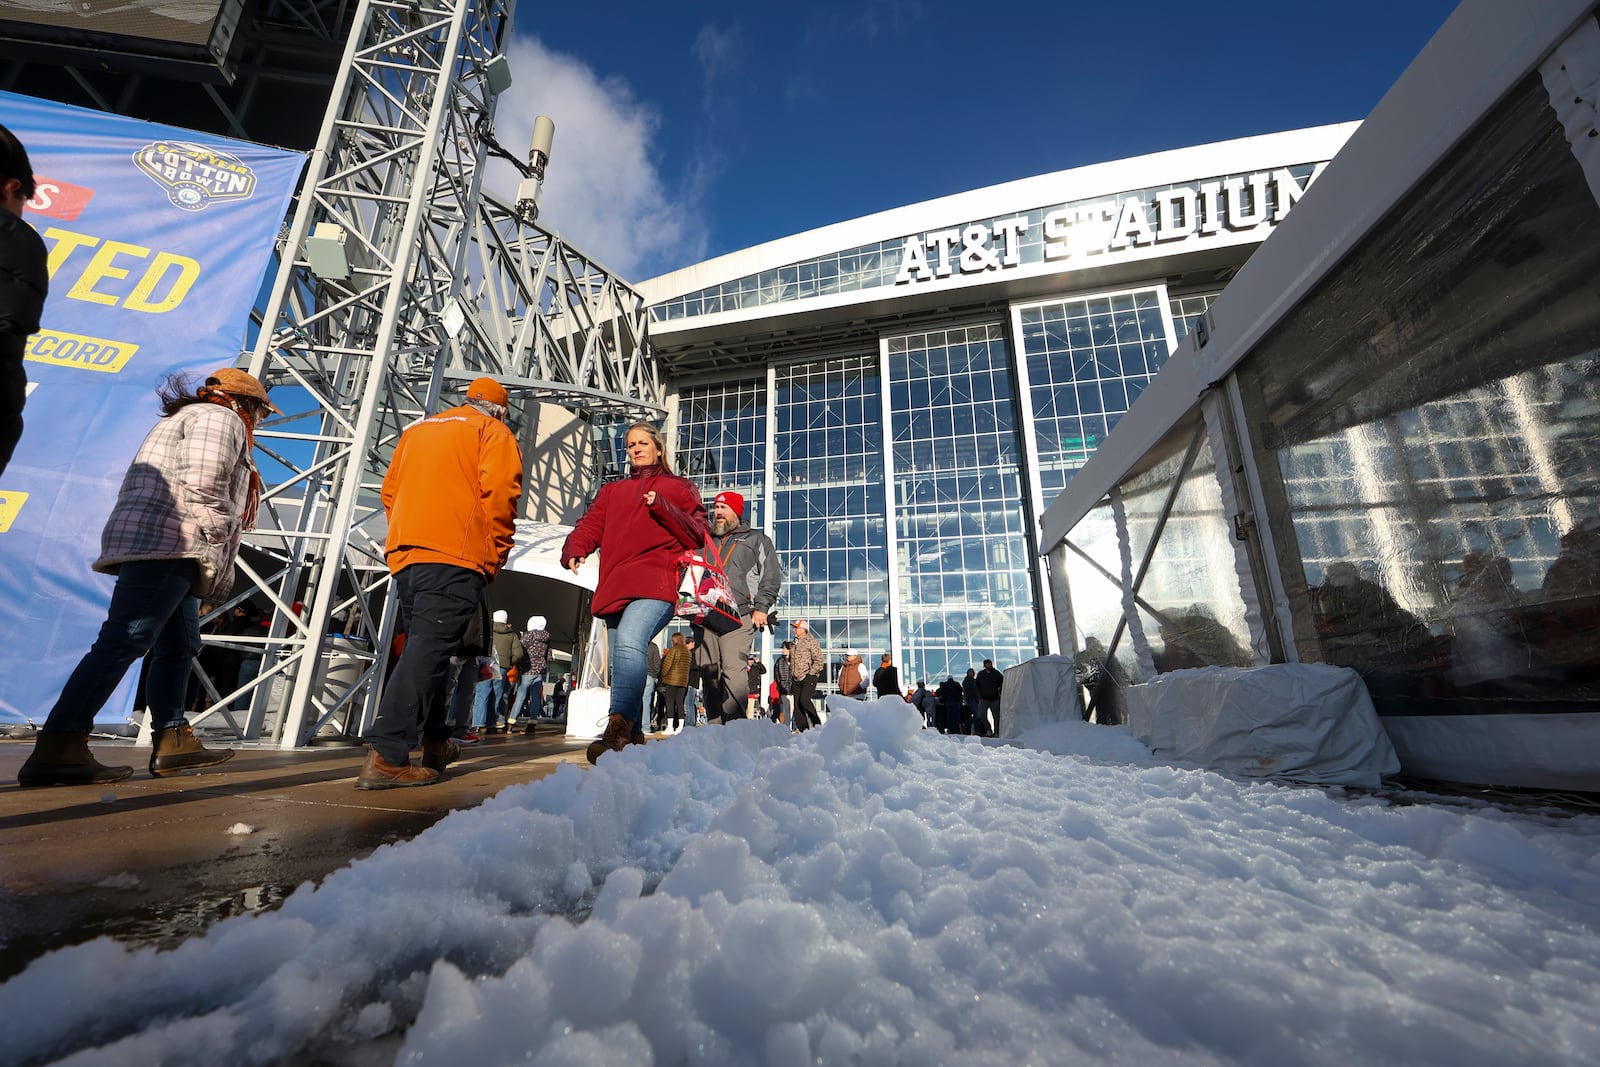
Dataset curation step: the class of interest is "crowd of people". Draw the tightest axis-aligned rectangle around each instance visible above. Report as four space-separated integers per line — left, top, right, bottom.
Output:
7 119 1022 787
635 629 1011 741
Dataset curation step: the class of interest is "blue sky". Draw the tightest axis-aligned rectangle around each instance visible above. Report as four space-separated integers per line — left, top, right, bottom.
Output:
485 1 1461 283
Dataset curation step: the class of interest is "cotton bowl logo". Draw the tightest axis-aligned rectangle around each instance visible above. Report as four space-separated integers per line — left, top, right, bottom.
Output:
133 141 258 212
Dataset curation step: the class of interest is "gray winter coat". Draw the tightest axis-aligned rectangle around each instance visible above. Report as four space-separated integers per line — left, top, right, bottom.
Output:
708 522 782 617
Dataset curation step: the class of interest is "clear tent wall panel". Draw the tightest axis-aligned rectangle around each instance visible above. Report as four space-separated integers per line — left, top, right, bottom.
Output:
1232 72 1600 718
1129 434 1255 675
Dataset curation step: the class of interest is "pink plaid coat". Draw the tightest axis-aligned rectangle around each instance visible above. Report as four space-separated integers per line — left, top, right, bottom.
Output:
94 403 254 599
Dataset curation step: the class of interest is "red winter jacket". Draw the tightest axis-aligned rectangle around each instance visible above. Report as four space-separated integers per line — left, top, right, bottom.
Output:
562 464 708 617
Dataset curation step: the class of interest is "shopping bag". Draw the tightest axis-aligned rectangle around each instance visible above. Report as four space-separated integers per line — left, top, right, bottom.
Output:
675 538 740 631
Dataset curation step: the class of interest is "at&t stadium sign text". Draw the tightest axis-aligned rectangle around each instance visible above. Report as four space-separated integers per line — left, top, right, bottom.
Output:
895 162 1329 286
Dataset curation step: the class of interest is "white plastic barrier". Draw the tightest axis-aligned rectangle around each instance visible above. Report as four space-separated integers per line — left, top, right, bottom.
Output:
999 655 1082 739
565 687 612 740
1126 663 1400 787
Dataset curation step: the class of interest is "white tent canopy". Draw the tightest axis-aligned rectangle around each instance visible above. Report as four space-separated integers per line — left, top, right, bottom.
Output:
502 520 598 590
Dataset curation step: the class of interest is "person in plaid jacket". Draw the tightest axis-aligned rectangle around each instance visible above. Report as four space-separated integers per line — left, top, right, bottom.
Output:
788 619 824 731
18 368 277 786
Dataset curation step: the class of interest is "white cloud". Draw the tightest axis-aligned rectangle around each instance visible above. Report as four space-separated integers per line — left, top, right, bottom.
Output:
484 36 709 281
692 23 741 88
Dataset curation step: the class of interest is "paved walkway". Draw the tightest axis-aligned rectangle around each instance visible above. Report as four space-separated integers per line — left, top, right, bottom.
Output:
0 728 590 980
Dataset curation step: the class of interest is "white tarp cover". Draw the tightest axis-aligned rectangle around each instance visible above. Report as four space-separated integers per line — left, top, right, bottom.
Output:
566 687 611 740
999 655 1082 739
1127 663 1400 788
502 519 598 590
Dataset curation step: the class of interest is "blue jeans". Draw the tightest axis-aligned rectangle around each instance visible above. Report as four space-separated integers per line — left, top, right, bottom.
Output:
510 673 543 720
604 598 673 727
232 652 260 712
472 676 506 728
43 559 201 734
364 563 483 764
642 674 658 724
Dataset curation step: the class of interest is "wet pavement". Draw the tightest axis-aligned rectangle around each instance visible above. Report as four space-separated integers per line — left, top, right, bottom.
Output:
0 727 591 981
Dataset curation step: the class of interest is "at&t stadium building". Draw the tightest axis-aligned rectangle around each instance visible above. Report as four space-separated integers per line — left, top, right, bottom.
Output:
636 124 1354 687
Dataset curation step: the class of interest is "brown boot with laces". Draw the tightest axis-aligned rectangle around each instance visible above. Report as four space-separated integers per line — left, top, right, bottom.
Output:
585 713 632 764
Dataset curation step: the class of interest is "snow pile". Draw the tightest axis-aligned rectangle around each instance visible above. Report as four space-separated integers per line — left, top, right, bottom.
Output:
2 697 1598 1065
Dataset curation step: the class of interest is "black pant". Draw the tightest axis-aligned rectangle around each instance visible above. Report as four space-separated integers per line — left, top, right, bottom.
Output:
364 563 484 764
659 684 686 726
0 346 25 478
792 675 820 731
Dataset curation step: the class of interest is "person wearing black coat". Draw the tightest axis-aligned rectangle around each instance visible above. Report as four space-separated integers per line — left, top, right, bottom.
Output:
872 654 901 700
935 676 964 734
742 655 766 718
910 682 937 727
961 669 981 735
0 124 48 478
975 659 1004 736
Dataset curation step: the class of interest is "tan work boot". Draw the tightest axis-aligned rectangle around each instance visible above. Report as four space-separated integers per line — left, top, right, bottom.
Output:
17 732 134 787
355 746 440 789
420 737 460 774
149 724 235 778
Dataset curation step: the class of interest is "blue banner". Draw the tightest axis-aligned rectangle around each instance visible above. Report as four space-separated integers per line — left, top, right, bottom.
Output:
0 91 304 726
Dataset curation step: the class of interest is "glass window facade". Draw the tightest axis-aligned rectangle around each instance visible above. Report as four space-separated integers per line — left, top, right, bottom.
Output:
772 355 890 672
675 380 767 528
592 413 638 483
887 323 1038 685
1018 288 1175 502
1169 290 1221 345
668 332 1054 690
660 288 1193 688
655 251 1285 692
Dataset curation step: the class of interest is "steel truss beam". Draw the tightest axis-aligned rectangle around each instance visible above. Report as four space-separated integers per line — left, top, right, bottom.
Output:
184 0 664 748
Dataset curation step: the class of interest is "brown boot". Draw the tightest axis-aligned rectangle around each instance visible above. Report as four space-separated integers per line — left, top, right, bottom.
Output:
355 746 440 789
17 732 134 788
420 737 460 773
585 713 632 764
149 724 235 778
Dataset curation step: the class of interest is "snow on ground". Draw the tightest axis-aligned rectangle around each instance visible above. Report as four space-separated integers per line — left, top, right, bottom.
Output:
3 697 1599 1066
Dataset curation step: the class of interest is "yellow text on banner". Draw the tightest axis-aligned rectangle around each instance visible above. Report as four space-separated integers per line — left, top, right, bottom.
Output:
23 329 140 373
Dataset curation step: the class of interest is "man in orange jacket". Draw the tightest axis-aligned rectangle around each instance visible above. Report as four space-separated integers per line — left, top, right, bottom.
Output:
357 377 523 788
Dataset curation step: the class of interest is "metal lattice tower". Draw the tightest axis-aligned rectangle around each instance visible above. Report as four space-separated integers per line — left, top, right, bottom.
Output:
185 0 665 747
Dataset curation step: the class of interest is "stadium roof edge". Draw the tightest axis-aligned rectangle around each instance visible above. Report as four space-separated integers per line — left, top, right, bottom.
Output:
636 122 1360 309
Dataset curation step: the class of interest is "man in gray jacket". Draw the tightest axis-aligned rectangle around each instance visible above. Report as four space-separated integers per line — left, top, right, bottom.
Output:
695 490 782 723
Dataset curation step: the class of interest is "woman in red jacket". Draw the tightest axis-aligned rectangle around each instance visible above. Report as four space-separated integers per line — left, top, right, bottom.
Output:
563 421 707 760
